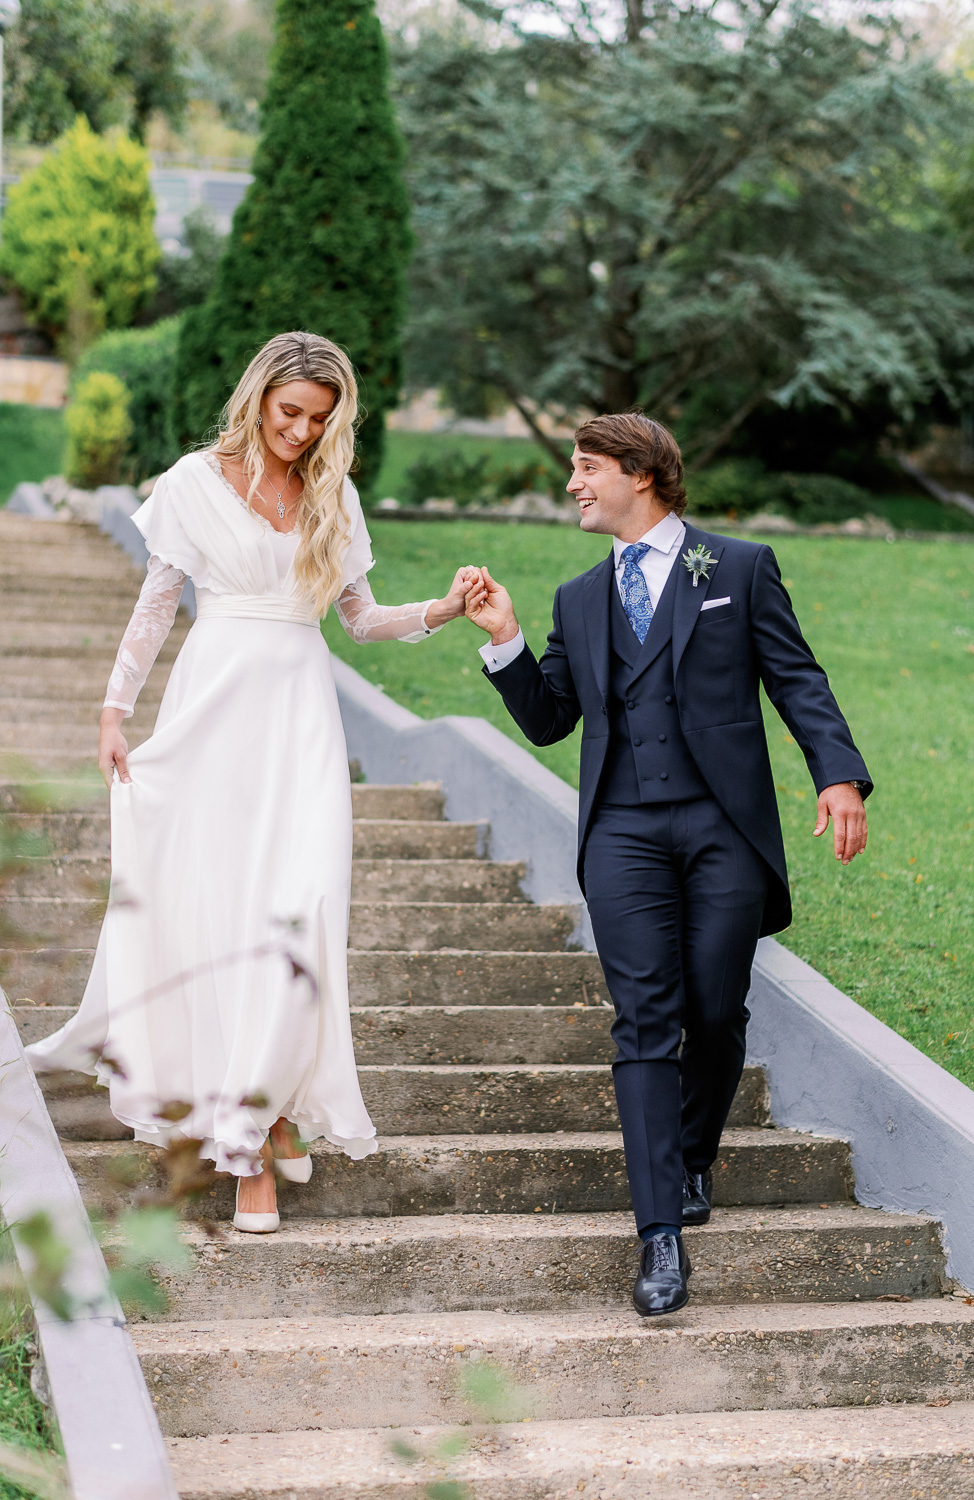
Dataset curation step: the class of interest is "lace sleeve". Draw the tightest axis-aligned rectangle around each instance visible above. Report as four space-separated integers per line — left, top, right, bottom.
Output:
103 556 186 717
333 576 441 644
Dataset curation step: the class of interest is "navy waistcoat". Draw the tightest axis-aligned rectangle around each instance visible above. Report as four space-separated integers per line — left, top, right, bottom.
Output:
598 563 710 806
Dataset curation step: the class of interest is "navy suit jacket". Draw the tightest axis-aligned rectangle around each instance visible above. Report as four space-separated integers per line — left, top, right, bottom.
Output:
484 522 872 936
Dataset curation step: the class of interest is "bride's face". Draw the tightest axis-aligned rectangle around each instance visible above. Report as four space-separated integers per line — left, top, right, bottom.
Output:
260 381 337 463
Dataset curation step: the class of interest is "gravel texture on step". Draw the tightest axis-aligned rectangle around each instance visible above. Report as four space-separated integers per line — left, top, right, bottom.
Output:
143 1207 945 1321
133 1301 974 1435
166 1403 974 1500
348 903 581 954
352 820 486 859
348 950 609 1007
351 784 445 821
64 1128 853 1218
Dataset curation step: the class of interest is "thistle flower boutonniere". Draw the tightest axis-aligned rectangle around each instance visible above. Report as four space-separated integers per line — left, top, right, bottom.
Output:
682 542 716 588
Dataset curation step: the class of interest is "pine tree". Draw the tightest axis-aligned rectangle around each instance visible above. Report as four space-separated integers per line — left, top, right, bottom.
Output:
172 0 411 491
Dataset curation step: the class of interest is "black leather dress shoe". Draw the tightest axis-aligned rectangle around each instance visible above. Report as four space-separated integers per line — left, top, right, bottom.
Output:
632 1232 691 1317
682 1167 713 1226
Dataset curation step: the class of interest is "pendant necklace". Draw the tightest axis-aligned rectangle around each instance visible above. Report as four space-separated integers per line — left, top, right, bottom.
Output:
263 474 291 520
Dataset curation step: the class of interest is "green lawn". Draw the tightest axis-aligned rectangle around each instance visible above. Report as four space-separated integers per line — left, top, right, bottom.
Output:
0 1304 61 1500
0 405 65 505
325 519 974 1090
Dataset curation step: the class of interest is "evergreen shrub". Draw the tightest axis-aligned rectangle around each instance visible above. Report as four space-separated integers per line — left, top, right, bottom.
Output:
74 317 182 482
65 372 133 488
0 118 159 351
173 0 412 494
402 449 565 507
687 461 874 524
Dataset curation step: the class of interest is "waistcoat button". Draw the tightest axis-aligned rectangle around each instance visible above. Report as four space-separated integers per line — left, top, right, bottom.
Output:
658 733 666 742
633 737 642 747
660 771 669 781
626 699 635 709
664 695 673 704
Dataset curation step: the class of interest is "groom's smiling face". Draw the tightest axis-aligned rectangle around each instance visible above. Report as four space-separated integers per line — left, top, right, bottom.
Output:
567 447 659 542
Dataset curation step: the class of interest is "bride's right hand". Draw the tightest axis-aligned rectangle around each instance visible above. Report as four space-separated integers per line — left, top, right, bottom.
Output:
99 708 131 788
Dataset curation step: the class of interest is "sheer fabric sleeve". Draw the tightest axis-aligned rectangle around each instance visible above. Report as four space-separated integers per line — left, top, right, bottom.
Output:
103 556 186 717
333 576 441 644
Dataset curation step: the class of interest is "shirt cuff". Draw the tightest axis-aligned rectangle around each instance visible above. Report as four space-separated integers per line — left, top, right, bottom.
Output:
479 629 526 673
102 698 135 719
409 599 444 641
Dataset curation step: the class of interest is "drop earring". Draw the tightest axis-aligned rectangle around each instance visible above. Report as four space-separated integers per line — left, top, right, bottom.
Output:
256 413 262 428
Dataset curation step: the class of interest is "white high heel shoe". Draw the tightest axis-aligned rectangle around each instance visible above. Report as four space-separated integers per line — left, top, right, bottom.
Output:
233 1175 280 1234
274 1152 312 1184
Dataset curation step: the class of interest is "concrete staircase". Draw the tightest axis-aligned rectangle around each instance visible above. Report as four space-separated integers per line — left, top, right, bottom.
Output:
3 508 974 1498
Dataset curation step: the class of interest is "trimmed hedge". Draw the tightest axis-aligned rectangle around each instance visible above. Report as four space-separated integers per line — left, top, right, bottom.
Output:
73 317 182 483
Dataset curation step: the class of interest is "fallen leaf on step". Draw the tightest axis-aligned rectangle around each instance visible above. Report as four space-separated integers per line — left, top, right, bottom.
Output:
876 1294 912 1302
927 1398 951 1408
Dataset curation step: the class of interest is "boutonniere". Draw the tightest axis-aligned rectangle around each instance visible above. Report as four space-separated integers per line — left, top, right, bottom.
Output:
682 543 716 588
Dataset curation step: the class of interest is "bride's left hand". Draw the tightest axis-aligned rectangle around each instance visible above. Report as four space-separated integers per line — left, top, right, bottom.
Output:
425 567 483 627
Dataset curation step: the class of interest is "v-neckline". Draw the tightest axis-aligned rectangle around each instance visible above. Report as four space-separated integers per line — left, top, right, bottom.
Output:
202 451 299 538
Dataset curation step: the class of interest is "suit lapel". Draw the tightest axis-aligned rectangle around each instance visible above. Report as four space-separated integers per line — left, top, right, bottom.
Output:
582 553 615 702
672 523 725 677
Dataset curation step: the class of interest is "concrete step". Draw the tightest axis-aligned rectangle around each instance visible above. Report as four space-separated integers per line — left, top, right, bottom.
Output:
0 514 91 543
1 948 610 1010
33 1058 768 1137
348 903 580 953
351 784 445 821
0 675 165 706
11 999 617 1068
0 724 102 753
41 1062 622 1137
348 951 609 1008
1 813 476 863
0 547 141 582
353 819 486 860
64 1129 854 1219
4 897 579 951
132 1300 974 1436
143 1207 945 1322
0 622 185 654
0 696 164 726
0 778 107 814
5 857 524 906
352 859 527 904
164 1404 974 1500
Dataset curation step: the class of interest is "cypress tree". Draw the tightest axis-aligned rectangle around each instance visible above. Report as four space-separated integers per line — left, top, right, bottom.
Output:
172 0 411 491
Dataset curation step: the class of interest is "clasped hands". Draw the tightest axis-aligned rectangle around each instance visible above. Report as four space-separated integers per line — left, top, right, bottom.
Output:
458 564 867 865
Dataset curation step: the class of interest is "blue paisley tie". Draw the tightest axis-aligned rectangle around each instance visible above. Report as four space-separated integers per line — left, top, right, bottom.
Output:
620 543 654 643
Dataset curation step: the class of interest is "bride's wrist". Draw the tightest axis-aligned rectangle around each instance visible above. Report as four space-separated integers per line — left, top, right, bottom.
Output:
426 597 457 628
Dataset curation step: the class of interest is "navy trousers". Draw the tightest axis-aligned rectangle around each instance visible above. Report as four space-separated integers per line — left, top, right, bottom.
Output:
583 797 769 1234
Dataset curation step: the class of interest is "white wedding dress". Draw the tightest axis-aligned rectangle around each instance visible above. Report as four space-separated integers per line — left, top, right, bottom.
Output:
26 451 441 1174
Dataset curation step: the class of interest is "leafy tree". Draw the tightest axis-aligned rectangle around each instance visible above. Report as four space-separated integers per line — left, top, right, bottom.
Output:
395 1 974 470
64 371 134 487
173 0 412 490
5 0 187 144
111 0 189 143
0 118 160 349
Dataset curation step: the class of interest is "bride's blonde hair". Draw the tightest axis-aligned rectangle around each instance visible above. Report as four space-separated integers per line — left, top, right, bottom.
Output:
211 332 358 615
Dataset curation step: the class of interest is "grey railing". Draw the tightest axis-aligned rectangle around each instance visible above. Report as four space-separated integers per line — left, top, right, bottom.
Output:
0 992 179 1500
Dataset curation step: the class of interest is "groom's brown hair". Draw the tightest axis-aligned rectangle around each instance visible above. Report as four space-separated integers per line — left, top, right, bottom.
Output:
574 411 687 517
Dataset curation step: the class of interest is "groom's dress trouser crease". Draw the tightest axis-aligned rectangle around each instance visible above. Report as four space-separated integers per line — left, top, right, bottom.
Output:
583 796 769 1233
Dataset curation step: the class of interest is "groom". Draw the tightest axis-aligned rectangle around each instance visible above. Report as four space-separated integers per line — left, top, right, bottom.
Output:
465 412 871 1317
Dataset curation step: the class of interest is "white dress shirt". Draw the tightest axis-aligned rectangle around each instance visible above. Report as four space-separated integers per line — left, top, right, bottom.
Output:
480 510 687 673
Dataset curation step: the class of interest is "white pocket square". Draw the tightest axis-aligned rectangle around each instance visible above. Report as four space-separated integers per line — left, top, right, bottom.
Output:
700 596 731 611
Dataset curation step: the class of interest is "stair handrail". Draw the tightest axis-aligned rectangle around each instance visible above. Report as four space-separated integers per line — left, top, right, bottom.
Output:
0 989 179 1500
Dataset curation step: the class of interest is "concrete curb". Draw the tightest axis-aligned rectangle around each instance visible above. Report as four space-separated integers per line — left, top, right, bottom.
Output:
335 654 974 1291
0 990 179 1499
746 938 974 1291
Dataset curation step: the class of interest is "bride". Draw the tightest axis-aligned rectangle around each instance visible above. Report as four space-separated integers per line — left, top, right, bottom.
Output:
27 331 478 1232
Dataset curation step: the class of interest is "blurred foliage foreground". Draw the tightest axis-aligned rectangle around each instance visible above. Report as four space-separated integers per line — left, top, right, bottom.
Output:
324 520 974 1090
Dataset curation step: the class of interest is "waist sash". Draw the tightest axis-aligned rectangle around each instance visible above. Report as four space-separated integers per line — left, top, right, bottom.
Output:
195 592 319 626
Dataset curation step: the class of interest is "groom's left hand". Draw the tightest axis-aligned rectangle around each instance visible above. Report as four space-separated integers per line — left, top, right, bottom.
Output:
814 783 867 864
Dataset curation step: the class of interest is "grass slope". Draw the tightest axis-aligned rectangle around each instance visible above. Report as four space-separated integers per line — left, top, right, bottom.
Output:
324 520 974 1090
0 1324 60 1500
0 405 65 505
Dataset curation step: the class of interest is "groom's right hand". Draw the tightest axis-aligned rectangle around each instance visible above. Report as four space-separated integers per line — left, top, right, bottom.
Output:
465 566 520 645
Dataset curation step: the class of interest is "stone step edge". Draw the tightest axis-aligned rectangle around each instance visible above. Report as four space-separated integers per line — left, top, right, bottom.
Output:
130 1297 973 1353
164 1403 974 1499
